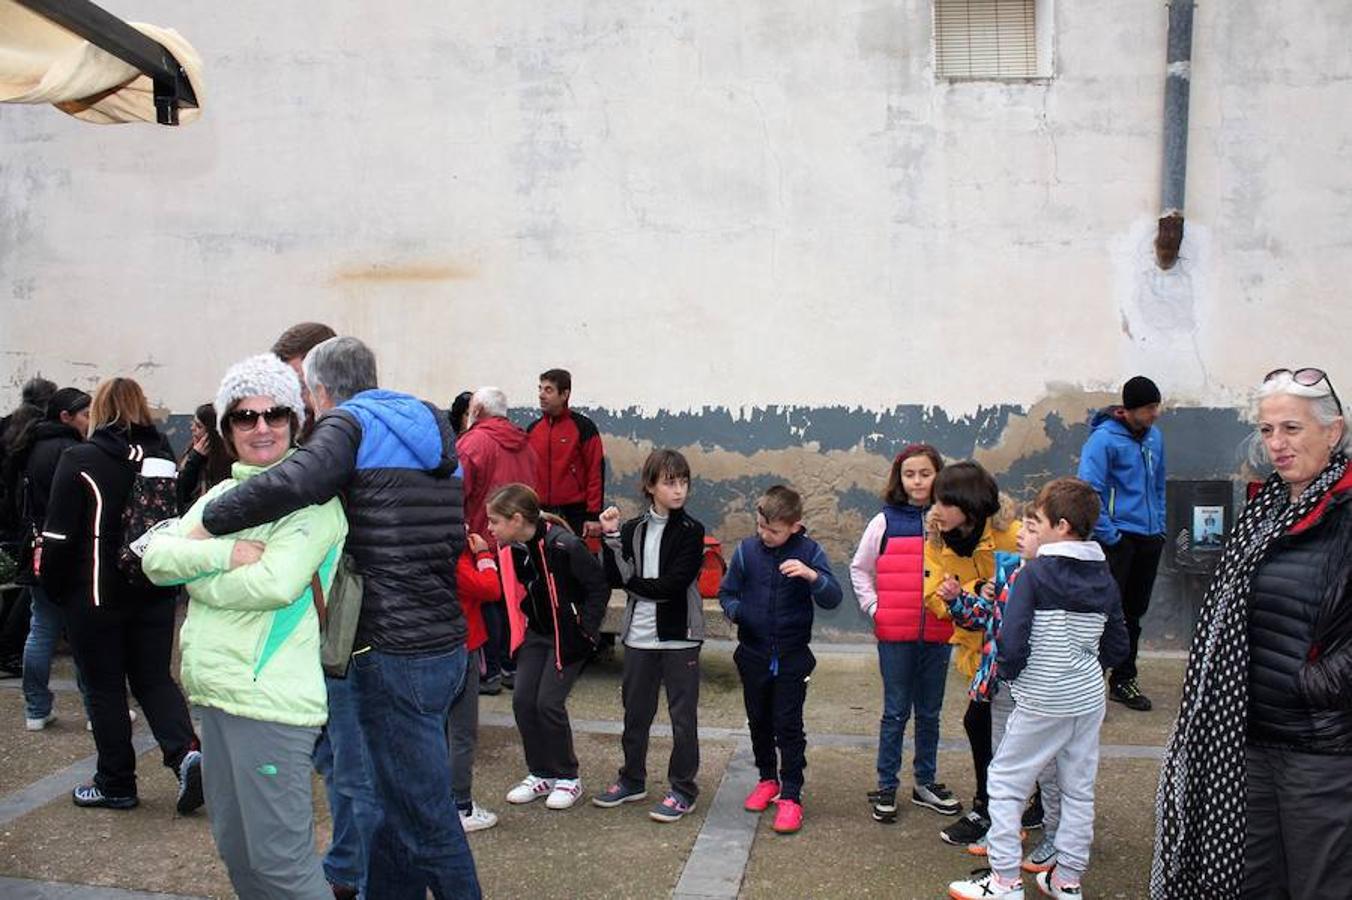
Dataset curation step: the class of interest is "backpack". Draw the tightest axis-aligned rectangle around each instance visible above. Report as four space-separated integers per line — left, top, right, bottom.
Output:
310 553 365 678
698 535 726 599
118 456 181 586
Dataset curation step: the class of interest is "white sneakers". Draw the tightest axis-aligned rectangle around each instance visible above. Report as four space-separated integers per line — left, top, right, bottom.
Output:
947 868 1025 899
504 774 583 809
25 712 56 732
459 801 499 832
545 778 582 810
506 775 555 804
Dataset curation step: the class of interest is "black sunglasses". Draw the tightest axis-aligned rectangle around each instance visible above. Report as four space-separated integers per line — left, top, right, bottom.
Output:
226 406 293 429
1264 368 1343 412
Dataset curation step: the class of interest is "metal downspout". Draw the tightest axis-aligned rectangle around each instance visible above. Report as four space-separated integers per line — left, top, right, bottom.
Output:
1156 0 1196 270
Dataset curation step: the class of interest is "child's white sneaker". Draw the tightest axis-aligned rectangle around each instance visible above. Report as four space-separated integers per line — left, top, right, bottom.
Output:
458 801 499 832
948 867 1024 899
505 774 555 804
545 777 583 810
1034 866 1081 898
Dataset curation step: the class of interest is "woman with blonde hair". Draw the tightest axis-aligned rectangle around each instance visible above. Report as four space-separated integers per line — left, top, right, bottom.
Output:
40 377 202 812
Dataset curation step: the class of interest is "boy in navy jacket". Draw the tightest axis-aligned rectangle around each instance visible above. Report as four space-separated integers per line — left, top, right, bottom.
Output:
948 478 1128 900
719 485 842 835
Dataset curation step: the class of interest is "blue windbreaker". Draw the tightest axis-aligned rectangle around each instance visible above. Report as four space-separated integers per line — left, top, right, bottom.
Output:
1076 408 1166 543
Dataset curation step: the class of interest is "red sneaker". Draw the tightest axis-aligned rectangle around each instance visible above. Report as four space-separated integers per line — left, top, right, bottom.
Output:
772 798 803 834
744 779 780 812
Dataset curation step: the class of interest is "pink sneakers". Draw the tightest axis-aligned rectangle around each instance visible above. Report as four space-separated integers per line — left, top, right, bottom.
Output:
772 798 803 834
744 779 780 812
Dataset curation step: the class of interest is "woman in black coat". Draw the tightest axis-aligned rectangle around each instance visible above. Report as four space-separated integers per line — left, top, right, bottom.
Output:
40 377 202 813
1154 368 1352 899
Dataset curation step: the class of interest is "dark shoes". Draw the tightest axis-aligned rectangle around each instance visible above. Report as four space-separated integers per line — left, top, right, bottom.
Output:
940 809 990 846
868 788 897 823
1109 678 1153 711
72 783 138 810
913 781 962 815
478 674 503 696
592 781 648 808
176 749 204 814
1022 788 1044 831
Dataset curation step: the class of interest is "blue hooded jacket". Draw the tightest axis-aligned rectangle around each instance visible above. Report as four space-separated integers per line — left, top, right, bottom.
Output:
1076 408 1166 544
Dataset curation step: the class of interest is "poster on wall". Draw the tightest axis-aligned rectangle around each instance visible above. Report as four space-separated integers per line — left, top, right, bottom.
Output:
1192 505 1225 548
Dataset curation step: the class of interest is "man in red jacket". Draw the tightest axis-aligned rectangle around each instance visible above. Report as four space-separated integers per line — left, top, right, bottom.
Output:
459 386 539 693
527 369 605 538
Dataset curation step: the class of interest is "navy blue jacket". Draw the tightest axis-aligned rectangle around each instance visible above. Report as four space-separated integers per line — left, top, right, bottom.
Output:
1076 408 1167 544
718 530 842 659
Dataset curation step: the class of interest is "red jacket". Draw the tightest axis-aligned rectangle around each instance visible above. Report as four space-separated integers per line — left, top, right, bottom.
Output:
526 408 604 517
456 548 501 652
459 416 539 551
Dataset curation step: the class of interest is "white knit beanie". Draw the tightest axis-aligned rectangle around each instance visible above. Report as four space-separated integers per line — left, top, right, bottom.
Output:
214 353 305 436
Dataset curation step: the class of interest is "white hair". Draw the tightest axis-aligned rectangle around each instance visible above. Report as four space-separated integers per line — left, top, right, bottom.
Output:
471 386 508 420
1246 370 1352 468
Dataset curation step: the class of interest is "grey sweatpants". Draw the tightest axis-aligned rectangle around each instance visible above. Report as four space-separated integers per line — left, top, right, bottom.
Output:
991 687 1061 837
447 647 482 805
198 706 330 900
986 702 1104 883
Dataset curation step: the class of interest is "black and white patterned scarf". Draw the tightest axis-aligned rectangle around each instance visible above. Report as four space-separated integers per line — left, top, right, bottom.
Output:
1151 454 1349 898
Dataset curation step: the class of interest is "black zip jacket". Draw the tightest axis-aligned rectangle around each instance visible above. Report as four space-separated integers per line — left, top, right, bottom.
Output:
602 507 705 641
512 521 609 667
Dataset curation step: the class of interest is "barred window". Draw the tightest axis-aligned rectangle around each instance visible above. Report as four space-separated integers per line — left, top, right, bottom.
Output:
934 0 1042 80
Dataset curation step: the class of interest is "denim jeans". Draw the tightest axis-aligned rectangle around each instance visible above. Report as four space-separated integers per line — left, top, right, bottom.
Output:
314 672 380 895
876 640 952 791
352 646 481 900
22 585 91 721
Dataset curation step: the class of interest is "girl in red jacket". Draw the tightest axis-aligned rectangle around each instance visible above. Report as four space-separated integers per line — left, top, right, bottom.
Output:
448 533 503 832
849 444 961 824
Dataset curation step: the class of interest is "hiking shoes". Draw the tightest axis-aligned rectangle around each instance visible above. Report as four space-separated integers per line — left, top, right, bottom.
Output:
649 791 695 823
772 798 803 834
506 774 555 804
72 783 138 810
592 781 648 808
744 779 780 812
948 867 1025 899
868 787 898 823
914 781 962 815
1022 835 1058 873
176 749 204 814
1109 678 1152 711
941 810 991 846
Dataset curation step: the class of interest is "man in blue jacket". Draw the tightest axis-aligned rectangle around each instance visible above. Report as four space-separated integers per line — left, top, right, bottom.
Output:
1075 375 1166 711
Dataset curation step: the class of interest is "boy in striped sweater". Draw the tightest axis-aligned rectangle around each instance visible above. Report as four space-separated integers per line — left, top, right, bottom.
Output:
948 478 1128 900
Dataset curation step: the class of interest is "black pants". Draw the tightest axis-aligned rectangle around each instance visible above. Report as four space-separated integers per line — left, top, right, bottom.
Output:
0 586 31 664
1103 532 1165 685
735 645 814 802
619 645 701 801
480 601 512 679
1243 744 1352 899
64 596 197 797
512 631 585 779
544 503 588 536
964 698 993 812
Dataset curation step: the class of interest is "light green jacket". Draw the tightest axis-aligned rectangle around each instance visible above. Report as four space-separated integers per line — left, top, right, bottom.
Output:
142 453 347 727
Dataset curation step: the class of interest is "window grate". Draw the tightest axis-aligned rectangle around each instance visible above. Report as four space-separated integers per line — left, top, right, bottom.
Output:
935 0 1037 79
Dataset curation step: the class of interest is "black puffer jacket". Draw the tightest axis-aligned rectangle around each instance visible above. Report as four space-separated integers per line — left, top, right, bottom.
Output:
511 521 609 667
202 390 466 654
1248 469 1352 754
39 423 176 608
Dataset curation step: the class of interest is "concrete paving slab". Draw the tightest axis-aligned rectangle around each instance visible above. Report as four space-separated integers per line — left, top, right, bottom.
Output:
0 874 206 899
673 744 760 899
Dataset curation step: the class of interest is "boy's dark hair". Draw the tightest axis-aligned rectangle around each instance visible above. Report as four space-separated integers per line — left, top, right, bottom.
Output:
271 322 336 362
1032 477 1100 540
932 461 1000 523
883 443 944 506
449 390 473 436
640 449 691 500
539 368 572 394
757 484 803 524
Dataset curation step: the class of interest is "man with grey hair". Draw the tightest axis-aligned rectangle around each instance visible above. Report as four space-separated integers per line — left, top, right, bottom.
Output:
197 336 481 898
457 387 539 695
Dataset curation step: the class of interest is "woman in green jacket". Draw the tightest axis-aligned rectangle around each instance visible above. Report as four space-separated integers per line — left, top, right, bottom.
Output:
143 354 347 900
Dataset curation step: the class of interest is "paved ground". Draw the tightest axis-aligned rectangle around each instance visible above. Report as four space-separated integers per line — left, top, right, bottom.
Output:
0 647 1181 899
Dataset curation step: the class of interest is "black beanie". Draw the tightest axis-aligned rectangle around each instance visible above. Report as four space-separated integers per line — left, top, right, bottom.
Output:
1122 376 1161 410
46 387 91 419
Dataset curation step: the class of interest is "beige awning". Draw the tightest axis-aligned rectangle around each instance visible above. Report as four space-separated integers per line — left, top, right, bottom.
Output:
0 0 202 124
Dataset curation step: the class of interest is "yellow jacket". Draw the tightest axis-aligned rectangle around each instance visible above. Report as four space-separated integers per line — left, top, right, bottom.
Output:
923 522 1010 678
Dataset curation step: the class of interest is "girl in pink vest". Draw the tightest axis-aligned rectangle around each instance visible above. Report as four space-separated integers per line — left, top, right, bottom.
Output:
850 444 961 824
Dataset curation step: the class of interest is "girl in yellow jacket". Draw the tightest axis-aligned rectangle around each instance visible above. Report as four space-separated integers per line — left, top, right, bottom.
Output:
921 462 1004 847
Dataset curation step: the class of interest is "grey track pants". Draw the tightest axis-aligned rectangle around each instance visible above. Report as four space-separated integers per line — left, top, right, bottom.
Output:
447 647 482 805
198 706 330 900
986 702 1104 883
991 687 1061 836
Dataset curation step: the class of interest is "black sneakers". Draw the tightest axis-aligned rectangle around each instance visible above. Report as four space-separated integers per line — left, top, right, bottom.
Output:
176 749 204 814
940 809 990 846
72 783 138 810
868 788 898 823
913 782 962 815
1022 788 1045 830
1109 677 1153 711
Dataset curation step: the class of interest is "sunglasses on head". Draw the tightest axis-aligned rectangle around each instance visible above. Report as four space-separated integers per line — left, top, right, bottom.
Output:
226 406 293 429
1264 368 1343 412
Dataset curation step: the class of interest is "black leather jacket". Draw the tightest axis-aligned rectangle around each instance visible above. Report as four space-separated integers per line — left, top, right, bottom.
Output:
202 397 466 654
1248 471 1352 754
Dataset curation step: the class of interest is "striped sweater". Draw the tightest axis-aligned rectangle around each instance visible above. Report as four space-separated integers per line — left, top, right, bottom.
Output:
998 541 1129 717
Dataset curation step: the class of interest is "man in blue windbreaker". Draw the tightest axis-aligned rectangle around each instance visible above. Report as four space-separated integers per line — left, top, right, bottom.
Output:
1075 375 1166 712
